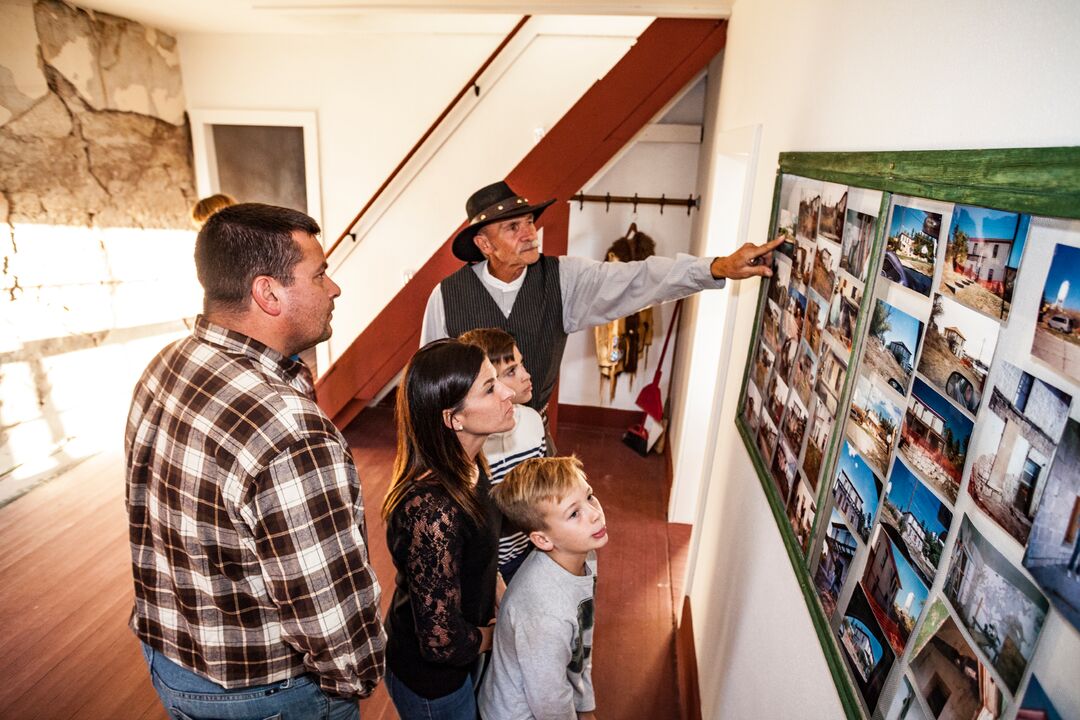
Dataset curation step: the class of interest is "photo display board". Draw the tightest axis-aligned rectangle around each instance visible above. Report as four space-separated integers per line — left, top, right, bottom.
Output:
735 149 1080 720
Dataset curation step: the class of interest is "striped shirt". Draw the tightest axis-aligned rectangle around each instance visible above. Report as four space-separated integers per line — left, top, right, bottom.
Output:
484 405 547 570
125 317 385 698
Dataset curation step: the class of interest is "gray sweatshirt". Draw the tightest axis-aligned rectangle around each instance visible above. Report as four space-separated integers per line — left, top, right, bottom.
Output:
478 550 598 720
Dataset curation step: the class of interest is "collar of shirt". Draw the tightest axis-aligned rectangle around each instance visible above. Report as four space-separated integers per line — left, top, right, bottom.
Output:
478 260 528 292
193 316 316 400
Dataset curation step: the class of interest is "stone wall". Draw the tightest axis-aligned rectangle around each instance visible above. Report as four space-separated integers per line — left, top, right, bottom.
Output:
0 0 199 504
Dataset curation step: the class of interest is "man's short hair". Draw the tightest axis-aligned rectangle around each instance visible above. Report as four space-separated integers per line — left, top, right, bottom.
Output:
490 456 587 533
194 203 320 313
458 327 517 367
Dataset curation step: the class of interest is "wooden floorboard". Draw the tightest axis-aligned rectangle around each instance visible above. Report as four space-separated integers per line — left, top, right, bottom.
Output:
0 407 684 719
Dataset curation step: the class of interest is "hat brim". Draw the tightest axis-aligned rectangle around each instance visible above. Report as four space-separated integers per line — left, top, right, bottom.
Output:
451 198 556 262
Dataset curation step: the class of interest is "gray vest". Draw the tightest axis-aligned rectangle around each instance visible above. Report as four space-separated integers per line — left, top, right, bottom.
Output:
441 255 566 413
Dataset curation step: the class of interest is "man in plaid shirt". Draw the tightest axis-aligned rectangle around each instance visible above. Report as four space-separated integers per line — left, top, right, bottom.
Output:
126 203 385 719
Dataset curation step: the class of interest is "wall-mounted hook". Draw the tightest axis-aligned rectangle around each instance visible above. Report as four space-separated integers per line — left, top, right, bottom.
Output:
632 193 639 215
605 192 611 213
659 194 666 215
578 194 584 210
473 83 481 97
687 194 695 216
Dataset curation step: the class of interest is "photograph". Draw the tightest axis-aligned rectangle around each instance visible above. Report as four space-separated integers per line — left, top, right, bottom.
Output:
805 289 829 354
881 455 952 587
898 377 975 505
767 254 792 308
790 340 817 407
1023 418 1080 634
910 599 1004 720
752 343 775 389
796 179 823 242
743 382 763 434
882 676 928 720
815 507 859 618
864 299 925 397
832 438 883 542
772 175 800 256
802 401 834 491
841 208 876 283
794 237 816 285
1017 676 1066 720
838 583 896 713
782 393 809 452
817 182 849 243
880 203 942 297
917 293 1000 413
944 516 1049 693
786 477 817 555
1031 243 1080 384
777 335 799 383
847 375 902 479
811 236 842 300
770 439 798 502
967 361 1072 547
766 371 789 425
939 204 1029 321
816 345 848 415
762 299 781 351
757 413 779 463
826 272 863 353
859 525 929 655
781 284 807 343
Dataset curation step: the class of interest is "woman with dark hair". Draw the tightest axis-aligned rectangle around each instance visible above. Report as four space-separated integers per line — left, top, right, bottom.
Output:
382 339 516 719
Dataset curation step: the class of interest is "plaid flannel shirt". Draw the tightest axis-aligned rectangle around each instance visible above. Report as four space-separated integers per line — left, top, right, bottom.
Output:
125 316 385 698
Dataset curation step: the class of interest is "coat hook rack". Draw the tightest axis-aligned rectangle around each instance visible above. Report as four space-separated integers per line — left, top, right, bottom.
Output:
570 192 698 213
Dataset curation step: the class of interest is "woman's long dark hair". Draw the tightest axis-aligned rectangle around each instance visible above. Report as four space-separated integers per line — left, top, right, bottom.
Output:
382 339 487 525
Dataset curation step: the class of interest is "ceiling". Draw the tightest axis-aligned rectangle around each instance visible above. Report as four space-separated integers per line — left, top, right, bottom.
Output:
71 0 731 35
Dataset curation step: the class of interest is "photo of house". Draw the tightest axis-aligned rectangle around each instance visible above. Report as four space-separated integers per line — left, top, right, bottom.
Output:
1031 243 1080 384
817 182 848 243
815 346 848 415
967 362 1072 547
786 477 817 554
881 456 952 586
811 236 842 299
838 584 896 713
833 439 883 542
790 340 817 407
827 272 863 353
757 413 780 463
939 204 1029 321
777 335 799 383
917 294 1000 413
782 393 809 452
815 508 859 618
841 208 876 282
753 343 775 389
768 252 793 307
797 182 822 241
860 525 929 655
781 284 807 344
762 299 781 350
766 371 789 424
795 237 816 285
771 439 799 502
898 377 974 505
1018 676 1065 720
743 382 763 434
910 599 1004 720
864 299 925 397
882 677 928 720
805 289 829 354
944 516 1048 693
1023 418 1080 634
880 204 942 297
802 400 834 491
847 375 902 478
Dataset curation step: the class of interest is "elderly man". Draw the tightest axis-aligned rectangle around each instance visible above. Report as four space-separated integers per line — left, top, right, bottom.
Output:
126 204 385 720
421 180 780 418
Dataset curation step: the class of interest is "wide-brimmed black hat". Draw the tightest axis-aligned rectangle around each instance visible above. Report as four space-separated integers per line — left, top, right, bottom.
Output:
451 181 555 262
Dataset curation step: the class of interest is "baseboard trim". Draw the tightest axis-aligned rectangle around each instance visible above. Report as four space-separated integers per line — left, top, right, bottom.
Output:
557 403 643 430
676 597 702 720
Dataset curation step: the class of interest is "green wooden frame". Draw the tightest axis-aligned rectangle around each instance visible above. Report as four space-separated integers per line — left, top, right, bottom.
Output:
733 146 1080 720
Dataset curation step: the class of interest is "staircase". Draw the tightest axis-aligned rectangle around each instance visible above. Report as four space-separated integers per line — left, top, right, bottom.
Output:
316 18 728 429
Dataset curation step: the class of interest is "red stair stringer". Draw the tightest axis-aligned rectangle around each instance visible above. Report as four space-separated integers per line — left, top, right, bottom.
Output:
317 18 728 429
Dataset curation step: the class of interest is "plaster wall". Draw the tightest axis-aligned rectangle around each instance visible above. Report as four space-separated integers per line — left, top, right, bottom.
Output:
680 1 1080 718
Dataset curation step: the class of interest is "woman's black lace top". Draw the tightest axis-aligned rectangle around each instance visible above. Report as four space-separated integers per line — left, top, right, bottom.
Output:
385 470 499 699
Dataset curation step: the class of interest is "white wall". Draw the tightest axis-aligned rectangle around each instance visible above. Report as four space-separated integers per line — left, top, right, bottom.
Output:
684 1 1080 718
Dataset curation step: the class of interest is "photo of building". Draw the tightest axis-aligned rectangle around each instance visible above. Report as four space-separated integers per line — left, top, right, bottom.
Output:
944 517 1048 693
847 375 902 478
939 204 1029 321
917 294 1000 411
1031 243 1080 384
841 208 875 282
786 477 817 554
860 525 929 654
898 377 974 505
864 299 925 396
815 508 859 618
826 272 863 352
832 439 883 541
881 456 952 586
838 584 896 712
967 362 1072 547
880 204 942 297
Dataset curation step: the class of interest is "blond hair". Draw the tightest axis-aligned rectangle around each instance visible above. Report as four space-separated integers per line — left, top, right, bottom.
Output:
490 456 587 532
191 193 238 228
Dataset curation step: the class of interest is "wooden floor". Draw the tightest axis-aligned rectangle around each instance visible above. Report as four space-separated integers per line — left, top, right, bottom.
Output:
0 407 689 719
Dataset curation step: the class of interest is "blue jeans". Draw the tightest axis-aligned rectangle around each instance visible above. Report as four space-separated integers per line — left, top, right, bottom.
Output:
141 642 359 720
385 668 476 720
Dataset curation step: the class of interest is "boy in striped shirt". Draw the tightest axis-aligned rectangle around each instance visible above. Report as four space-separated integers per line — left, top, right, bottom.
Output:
460 328 547 582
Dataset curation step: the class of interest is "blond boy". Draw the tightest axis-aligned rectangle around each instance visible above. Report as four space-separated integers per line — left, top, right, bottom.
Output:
479 457 607 720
